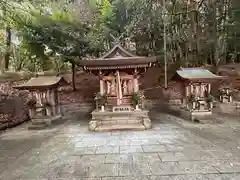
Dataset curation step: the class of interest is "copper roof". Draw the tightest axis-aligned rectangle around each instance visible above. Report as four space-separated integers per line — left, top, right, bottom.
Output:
14 76 68 90
174 67 225 81
79 44 157 69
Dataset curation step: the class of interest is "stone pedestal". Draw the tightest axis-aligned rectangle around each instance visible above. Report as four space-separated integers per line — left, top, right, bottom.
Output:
28 114 62 130
89 110 151 132
219 102 240 115
169 105 222 124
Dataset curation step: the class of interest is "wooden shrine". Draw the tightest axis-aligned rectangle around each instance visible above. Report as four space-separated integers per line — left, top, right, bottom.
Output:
172 67 224 121
14 75 68 130
80 44 157 131
219 87 233 103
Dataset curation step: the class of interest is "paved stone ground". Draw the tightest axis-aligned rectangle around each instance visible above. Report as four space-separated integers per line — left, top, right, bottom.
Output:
0 111 240 180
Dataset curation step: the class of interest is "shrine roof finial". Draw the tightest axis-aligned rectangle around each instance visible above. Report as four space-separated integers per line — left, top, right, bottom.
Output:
110 33 124 46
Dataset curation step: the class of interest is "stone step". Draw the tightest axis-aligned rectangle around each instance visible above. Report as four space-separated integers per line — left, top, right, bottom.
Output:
192 115 224 124
62 105 93 110
32 121 47 126
64 109 92 114
28 123 48 130
95 124 146 132
32 116 50 120
102 116 139 120
100 119 142 125
63 106 93 110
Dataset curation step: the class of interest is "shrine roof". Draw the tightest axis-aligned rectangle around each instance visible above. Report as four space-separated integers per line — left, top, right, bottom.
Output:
79 44 156 69
14 76 68 90
175 67 224 80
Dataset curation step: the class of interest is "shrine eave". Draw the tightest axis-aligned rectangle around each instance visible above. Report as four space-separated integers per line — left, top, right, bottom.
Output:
84 64 154 71
13 76 68 90
173 68 226 82
79 57 157 69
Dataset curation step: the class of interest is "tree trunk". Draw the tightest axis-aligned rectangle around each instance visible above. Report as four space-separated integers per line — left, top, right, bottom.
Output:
4 27 11 71
196 10 200 65
71 62 77 91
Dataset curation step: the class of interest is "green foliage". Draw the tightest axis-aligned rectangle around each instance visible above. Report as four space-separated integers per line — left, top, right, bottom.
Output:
186 93 196 103
205 94 214 103
132 91 142 105
95 92 107 106
1 0 240 73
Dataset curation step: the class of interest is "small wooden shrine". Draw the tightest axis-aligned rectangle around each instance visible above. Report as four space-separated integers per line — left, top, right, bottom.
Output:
80 44 157 131
172 67 224 116
219 86 233 103
14 75 68 130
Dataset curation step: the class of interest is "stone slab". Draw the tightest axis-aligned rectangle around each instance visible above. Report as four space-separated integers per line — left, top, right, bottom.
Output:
1 110 240 179
28 115 62 130
169 106 222 124
95 124 146 132
91 110 149 121
28 123 48 130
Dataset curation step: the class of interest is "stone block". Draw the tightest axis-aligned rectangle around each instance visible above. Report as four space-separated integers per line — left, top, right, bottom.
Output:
90 110 151 131
142 145 168 153
89 121 98 131
96 145 119 154
143 118 152 129
119 163 152 176
28 123 48 130
95 124 145 132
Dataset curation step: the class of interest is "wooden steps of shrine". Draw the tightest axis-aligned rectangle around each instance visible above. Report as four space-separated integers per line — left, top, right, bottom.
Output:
95 124 146 132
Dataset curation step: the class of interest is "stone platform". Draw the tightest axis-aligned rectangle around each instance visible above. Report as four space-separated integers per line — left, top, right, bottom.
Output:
1 112 240 180
28 115 62 130
218 102 240 115
89 110 152 131
169 106 223 124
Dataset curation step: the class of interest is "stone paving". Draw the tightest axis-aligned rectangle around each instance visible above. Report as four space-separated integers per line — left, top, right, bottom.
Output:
0 113 240 180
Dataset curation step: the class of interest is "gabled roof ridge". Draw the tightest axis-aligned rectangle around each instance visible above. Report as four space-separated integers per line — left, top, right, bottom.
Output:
100 44 137 59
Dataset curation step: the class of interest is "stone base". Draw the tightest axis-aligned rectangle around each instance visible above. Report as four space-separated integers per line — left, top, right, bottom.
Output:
219 103 240 115
28 122 48 130
169 106 222 124
89 110 151 131
95 124 146 132
28 115 62 130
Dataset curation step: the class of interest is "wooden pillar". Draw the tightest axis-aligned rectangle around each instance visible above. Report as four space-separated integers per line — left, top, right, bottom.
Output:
185 85 189 97
208 83 211 93
183 85 188 106
51 89 57 115
200 83 203 97
45 90 52 116
135 78 139 92
123 80 127 94
128 80 133 94
107 81 111 94
133 75 139 93
100 79 104 95
54 88 61 115
39 92 43 105
195 84 199 97
190 84 193 94
111 79 116 96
